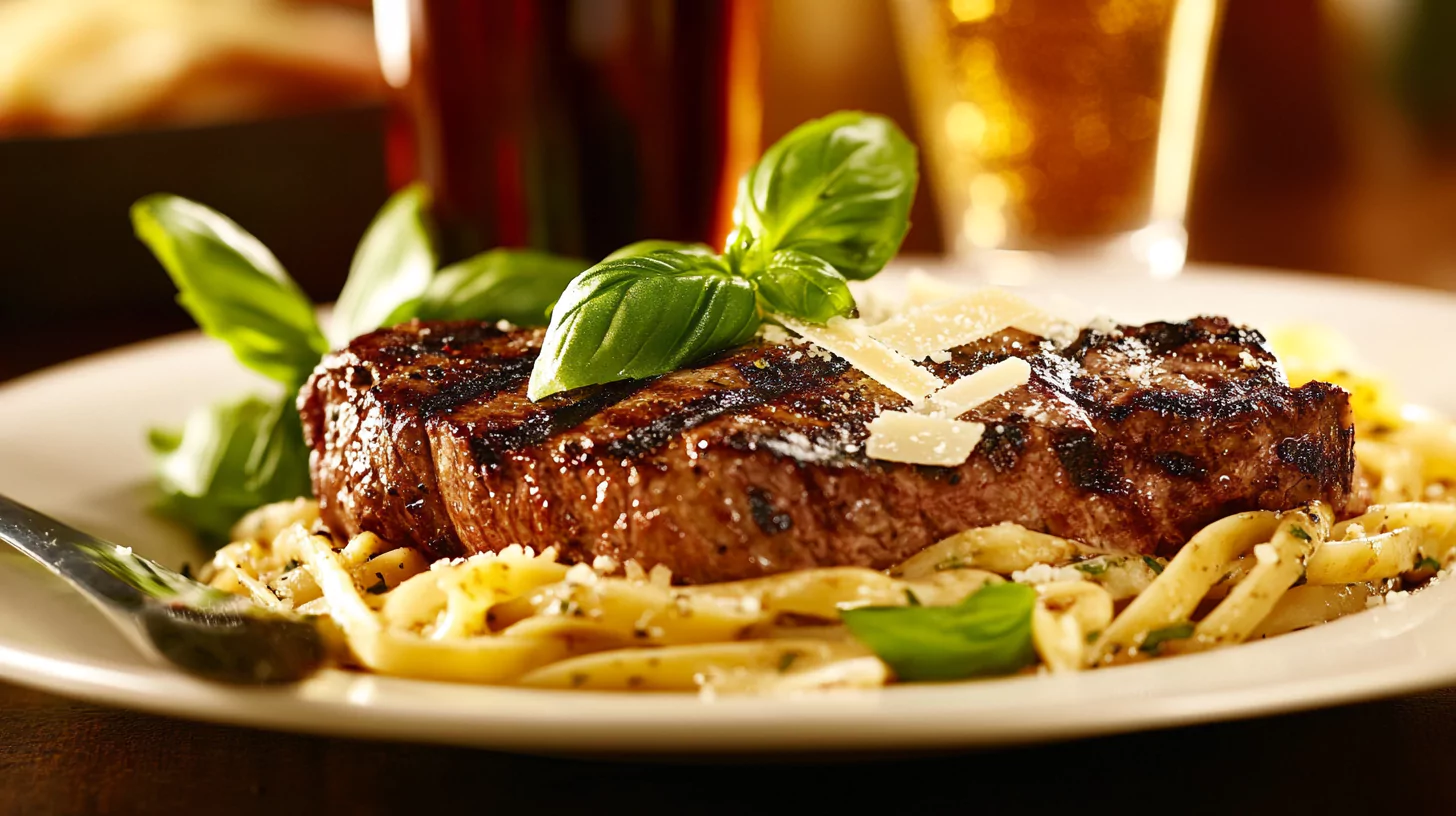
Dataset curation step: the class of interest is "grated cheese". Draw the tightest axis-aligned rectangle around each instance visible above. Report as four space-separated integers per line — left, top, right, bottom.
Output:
777 316 944 403
864 411 985 467
925 357 1032 418
867 288 1052 358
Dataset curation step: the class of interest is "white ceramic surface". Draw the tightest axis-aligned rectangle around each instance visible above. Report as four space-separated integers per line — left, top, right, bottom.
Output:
2 262 1455 754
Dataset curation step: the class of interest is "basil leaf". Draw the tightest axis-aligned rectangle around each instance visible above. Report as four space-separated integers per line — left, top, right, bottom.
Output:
604 240 705 262
132 195 328 386
527 247 760 400
841 582 1037 682
150 393 312 543
417 248 589 326
750 249 854 323
331 184 437 345
727 111 917 281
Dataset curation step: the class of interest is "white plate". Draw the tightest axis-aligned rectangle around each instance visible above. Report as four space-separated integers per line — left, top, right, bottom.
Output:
2 262 1455 754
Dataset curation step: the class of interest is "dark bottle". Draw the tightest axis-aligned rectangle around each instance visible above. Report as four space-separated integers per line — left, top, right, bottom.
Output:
381 0 764 265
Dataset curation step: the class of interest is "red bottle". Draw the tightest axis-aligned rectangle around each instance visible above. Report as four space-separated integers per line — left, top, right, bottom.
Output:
379 0 763 264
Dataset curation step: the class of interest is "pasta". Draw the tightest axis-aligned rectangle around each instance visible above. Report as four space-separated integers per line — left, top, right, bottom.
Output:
202 326 1456 694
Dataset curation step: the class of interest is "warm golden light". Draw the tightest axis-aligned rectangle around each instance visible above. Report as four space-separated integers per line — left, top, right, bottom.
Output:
891 0 1222 273
950 0 996 23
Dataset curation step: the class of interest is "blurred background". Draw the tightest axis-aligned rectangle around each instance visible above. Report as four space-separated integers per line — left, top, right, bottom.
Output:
2 0 1454 381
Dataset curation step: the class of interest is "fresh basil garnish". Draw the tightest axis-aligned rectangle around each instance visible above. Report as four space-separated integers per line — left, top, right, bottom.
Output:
136 189 586 540
603 240 701 262
726 110 917 281
747 249 854 323
330 184 437 346
148 394 311 542
527 245 760 400
840 582 1038 682
418 248 589 326
132 195 328 386
527 112 916 398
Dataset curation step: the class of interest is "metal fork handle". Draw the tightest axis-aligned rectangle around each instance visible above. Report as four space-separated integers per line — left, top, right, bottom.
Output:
0 493 325 684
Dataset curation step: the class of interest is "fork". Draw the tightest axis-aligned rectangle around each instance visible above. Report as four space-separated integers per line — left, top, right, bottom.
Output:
0 494 325 684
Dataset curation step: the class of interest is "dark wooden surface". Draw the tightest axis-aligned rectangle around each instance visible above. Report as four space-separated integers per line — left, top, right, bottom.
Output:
6 678 1456 815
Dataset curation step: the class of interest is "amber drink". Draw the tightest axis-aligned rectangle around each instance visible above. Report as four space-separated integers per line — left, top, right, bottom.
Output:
892 0 1221 277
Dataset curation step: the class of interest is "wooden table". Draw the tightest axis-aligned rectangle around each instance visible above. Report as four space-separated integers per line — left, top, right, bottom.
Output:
5 678 1456 813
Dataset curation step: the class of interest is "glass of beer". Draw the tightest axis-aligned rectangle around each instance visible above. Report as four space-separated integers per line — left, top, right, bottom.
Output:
891 0 1222 278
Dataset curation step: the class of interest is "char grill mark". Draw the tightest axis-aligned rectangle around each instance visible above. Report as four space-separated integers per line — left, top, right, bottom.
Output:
602 350 855 461
303 316 1365 584
414 356 534 418
467 379 648 470
1051 429 1126 496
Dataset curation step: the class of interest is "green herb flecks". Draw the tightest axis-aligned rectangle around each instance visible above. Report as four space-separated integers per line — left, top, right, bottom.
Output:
1074 559 1109 577
777 650 802 673
1139 621 1196 655
364 573 389 595
1142 555 1165 575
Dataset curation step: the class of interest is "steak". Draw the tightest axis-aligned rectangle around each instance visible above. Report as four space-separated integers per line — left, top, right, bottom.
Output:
299 317 1363 584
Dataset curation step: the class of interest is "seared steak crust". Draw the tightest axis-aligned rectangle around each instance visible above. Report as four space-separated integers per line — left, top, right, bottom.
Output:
300 317 1361 584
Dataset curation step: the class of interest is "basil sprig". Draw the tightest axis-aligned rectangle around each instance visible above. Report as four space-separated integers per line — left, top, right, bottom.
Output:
528 111 917 400
840 582 1038 682
134 188 585 540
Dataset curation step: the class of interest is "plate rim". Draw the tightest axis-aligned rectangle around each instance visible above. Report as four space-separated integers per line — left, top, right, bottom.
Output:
3 261 1455 754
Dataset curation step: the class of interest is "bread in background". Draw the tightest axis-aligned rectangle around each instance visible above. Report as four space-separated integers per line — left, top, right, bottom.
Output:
0 0 383 137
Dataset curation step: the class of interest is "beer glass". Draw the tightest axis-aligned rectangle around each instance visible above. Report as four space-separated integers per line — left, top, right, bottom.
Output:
891 0 1222 278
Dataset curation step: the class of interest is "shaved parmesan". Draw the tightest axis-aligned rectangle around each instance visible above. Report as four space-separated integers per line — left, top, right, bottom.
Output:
865 412 986 467
777 316 944 403
926 357 1032 418
1008 311 1079 345
868 288 1045 358
904 270 973 307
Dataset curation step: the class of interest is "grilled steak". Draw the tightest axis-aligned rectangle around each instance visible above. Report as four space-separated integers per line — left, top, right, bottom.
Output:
299 317 1362 584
